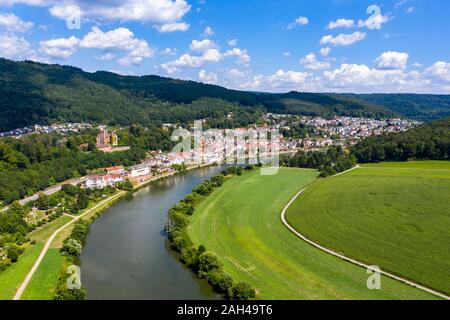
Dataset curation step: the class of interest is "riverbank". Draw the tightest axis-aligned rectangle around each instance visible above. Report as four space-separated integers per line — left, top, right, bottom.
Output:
12 163 217 300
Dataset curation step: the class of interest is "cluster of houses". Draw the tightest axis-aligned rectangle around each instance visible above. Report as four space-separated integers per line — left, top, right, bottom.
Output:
0 123 93 138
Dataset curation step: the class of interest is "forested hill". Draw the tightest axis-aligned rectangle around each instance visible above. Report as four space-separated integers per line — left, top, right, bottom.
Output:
352 117 450 163
345 94 450 122
0 58 395 131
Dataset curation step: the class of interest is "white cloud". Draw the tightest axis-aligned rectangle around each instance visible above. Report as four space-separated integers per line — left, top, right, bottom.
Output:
327 18 354 30
202 26 215 37
161 48 222 74
228 39 238 47
287 16 309 30
406 7 416 14
189 39 217 53
283 52 291 57
79 27 154 65
226 68 246 79
39 36 79 59
154 22 189 33
320 31 366 46
50 0 191 24
358 12 390 30
426 61 450 83
224 47 250 64
95 52 116 61
300 53 330 70
160 47 177 55
375 51 409 70
0 13 33 33
412 62 423 68
320 47 331 57
198 69 218 84
0 34 31 59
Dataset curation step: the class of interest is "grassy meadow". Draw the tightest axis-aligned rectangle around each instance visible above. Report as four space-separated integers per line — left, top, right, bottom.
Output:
286 161 450 295
189 168 436 300
0 243 43 300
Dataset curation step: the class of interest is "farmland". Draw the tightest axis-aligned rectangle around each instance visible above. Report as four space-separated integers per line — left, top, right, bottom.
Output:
189 168 436 299
286 161 450 295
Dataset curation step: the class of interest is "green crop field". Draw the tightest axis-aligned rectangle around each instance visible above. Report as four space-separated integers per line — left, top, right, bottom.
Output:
21 248 63 300
190 168 436 300
0 243 43 300
286 161 450 296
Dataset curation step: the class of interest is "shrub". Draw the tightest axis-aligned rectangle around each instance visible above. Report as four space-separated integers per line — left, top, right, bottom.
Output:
228 282 256 300
61 238 83 256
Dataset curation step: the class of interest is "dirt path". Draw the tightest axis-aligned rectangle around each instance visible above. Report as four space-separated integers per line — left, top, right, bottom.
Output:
13 191 126 300
280 166 450 300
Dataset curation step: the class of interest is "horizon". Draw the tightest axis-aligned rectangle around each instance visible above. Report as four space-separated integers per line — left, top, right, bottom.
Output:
0 0 449 94
5 57 450 97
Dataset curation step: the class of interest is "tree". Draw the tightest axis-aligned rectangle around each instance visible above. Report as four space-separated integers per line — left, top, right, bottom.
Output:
7 246 22 262
198 252 223 273
228 282 256 300
35 193 50 210
76 190 89 211
61 238 83 256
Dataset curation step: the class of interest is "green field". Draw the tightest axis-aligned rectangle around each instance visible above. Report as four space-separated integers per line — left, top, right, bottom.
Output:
190 168 436 300
21 248 63 300
0 243 43 300
29 215 73 244
286 161 450 296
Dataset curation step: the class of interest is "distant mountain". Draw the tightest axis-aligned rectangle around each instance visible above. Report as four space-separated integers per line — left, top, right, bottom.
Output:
345 94 450 122
0 58 397 131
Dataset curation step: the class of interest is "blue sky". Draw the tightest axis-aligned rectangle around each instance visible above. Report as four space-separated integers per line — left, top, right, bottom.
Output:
0 0 449 93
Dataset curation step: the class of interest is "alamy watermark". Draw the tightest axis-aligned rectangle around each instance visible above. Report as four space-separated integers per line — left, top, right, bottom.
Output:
171 120 280 175
66 265 82 290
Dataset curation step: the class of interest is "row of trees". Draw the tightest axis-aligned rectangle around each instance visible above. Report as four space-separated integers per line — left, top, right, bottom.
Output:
166 168 256 300
281 146 357 177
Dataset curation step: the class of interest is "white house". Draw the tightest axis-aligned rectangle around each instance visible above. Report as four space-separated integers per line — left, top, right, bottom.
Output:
129 164 150 177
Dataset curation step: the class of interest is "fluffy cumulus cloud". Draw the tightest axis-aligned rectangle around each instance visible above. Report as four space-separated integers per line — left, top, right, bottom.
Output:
320 31 366 46
321 62 445 93
161 39 251 74
0 12 34 33
80 27 154 65
0 34 31 59
36 26 154 64
224 47 250 64
198 69 218 84
375 51 409 70
39 36 79 59
358 10 390 30
1 0 191 32
300 53 330 70
426 61 450 83
161 49 222 73
287 16 309 30
327 18 354 30
189 39 217 53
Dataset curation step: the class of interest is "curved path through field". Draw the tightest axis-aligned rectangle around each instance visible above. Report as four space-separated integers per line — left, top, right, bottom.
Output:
13 191 126 300
280 167 450 300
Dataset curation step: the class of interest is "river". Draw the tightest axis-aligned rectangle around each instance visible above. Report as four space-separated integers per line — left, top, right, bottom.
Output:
79 166 225 300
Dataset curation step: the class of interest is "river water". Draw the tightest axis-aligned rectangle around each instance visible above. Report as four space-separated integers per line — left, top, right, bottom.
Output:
79 166 225 300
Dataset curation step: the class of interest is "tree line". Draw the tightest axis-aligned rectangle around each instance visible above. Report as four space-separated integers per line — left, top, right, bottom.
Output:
351 117 450 163
166 166 257 300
